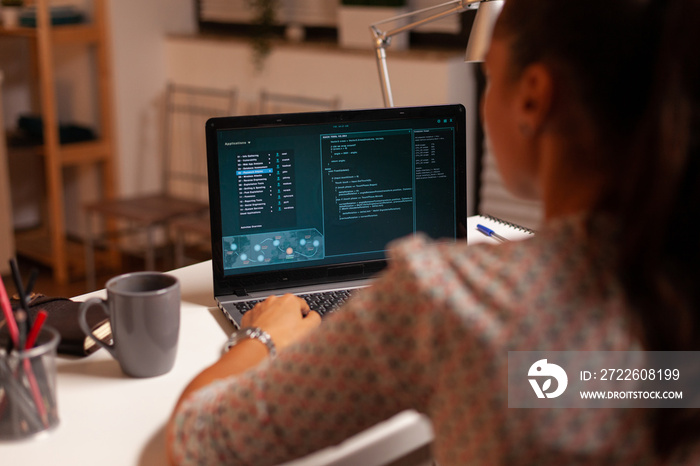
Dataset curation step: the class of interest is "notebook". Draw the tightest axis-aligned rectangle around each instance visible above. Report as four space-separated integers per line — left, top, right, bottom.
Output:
467 214 535 245
206 105 467 328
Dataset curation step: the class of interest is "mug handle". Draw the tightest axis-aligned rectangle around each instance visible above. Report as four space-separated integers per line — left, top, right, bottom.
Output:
78 298 117 358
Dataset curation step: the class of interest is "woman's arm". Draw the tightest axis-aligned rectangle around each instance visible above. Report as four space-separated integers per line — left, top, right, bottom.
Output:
173 294 320 411
172 338 268 413
167 238 448 464
168 294 321 462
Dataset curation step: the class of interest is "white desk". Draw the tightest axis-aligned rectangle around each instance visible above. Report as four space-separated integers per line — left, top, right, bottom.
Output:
1 260 433 465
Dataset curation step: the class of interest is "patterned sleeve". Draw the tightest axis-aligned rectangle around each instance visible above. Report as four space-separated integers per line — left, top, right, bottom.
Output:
170 235 480 465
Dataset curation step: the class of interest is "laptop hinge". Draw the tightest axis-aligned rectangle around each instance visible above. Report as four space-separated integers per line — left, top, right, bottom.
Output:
234 288 247 297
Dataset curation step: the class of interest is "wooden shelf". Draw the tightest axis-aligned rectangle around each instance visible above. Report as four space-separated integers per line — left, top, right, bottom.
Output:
0 26 37 38
8 139 112 165
0 24 100 43
59 139 112 165
2 0 117 284
14 228 86 276
14 227 119 281
14 227 55 265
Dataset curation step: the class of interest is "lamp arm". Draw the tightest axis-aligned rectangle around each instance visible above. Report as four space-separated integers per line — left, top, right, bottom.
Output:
371 0 482 107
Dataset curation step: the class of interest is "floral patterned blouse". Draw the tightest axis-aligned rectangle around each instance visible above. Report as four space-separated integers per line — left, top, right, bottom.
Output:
170 216 699 465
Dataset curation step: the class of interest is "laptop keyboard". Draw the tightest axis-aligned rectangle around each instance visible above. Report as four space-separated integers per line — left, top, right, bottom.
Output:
233 289 354 317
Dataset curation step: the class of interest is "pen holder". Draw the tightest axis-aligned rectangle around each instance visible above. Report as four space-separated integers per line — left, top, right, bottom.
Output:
0 326 60 440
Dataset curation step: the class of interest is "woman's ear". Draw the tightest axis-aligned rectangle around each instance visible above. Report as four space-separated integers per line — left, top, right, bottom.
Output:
516 63 553 136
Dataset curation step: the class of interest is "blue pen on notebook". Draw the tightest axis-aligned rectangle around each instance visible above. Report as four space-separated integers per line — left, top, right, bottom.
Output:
476 224 509 243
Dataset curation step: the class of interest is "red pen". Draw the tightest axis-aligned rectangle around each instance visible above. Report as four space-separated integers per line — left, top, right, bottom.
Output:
0 277 19 347
25 310 48 350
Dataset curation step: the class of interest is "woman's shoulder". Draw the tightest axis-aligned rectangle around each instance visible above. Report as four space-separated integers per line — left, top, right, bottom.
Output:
386 226 547 285
380 217 632 350
387 215 611 282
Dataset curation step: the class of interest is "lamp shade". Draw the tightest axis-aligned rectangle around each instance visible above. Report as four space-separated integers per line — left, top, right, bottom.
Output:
465 0 504 63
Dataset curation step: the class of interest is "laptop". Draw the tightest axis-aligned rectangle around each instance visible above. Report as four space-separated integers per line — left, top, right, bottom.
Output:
206 104 467 328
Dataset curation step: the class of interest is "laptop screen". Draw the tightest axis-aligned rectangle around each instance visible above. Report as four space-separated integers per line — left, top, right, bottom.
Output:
207 105 467 294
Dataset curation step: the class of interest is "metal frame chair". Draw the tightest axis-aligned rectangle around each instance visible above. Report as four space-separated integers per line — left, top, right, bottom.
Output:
170 89 343 268
258 89 341 114
84 83 237 289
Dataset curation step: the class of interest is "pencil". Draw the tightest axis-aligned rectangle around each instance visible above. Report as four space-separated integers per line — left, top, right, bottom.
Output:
25 268 39 297
9 259 28 312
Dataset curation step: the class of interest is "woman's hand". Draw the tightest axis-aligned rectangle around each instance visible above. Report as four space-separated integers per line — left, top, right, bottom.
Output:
242 294 321 352
170 295 321 418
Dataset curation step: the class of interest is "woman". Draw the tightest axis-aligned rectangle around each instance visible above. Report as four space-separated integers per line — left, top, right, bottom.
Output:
168 0 700 463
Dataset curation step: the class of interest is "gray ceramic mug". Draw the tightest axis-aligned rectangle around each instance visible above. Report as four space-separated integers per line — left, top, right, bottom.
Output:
78 272 181 378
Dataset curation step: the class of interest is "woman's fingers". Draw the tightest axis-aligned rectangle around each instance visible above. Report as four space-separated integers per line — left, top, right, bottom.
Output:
302 309 322 327
240 294 321 351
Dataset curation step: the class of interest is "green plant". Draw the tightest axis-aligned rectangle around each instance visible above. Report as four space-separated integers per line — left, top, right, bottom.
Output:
341 0 407 6
249 0 278 71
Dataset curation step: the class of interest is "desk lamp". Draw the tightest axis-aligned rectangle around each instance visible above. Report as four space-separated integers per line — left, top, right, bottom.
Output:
371 0 504 107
